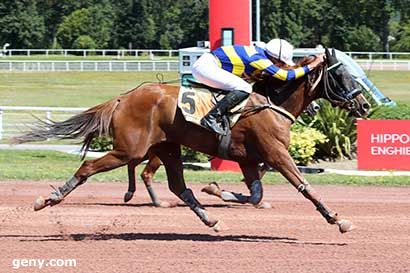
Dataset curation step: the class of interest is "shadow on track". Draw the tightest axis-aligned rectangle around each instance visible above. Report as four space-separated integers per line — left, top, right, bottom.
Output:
2 233 292 243
0 233 347 246
68 202 245 209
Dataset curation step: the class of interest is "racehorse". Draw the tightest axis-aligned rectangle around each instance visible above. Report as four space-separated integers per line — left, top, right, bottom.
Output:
124 103 322 208
12 49 369 233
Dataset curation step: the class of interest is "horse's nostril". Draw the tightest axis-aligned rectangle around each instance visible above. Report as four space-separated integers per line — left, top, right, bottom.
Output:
362 103 370 110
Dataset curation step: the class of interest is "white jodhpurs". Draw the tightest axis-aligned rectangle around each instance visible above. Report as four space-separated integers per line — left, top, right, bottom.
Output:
192 52 252 94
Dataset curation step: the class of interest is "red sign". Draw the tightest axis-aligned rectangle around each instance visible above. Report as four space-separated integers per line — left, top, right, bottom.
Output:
211 158 241 172
357 120 410 170
209 0 251 50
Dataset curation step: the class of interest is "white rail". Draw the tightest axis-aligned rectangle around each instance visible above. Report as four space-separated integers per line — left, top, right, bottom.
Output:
2 49 179 58
0 60 179 72
0 106 87 140
0 60 408 72
2 49 409 60
356 60 410 71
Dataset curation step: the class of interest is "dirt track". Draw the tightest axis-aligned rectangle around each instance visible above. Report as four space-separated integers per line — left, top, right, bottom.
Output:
0 181 409 273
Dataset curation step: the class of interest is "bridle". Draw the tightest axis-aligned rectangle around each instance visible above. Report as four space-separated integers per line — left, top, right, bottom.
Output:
321 61 361 106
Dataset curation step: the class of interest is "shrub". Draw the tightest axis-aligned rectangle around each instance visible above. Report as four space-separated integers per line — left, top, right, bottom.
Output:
88 137 209 163
181 146 209 163
289 125 328 165
300 100 357 160
368 103 410 120
72 35 96 49
89 136 113 151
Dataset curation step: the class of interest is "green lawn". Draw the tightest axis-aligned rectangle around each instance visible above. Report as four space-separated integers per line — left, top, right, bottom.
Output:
0 71 408 107
366 71 410 104
0 71 178 107
0 150 408 186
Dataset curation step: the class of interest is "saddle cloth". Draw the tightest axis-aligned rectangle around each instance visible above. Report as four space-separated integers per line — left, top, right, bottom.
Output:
177 86 249 129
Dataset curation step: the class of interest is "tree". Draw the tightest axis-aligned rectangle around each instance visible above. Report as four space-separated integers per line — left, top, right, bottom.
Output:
0 0 45 48
56 3 114 48
178 0 208 48
112 0 156 49
345 25 381 51
391 21 410 51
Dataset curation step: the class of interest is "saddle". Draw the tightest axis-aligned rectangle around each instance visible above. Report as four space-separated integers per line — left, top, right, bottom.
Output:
177 79 249 131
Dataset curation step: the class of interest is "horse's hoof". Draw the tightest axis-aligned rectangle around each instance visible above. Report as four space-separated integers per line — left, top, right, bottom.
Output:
254 201 272 209
201 182 221 197
154 201 177 208
337 219 355 233
211 220 227 233
123 191 134 203
34 196 47 211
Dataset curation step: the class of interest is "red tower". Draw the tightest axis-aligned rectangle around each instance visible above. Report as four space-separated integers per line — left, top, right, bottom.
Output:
209 0 252 50
209 0 252 171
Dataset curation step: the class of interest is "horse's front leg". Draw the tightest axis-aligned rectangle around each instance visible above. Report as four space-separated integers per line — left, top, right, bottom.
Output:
123 160 137 203
153 143 221 231
260 142 354 233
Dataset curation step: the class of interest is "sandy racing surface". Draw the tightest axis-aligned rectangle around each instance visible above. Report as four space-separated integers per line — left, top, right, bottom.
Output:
0 181 409 273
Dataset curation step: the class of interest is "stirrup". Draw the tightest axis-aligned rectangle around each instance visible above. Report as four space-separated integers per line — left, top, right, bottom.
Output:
200 116 228 135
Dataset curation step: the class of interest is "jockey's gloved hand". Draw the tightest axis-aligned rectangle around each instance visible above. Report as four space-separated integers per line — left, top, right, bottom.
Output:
308 54 325 70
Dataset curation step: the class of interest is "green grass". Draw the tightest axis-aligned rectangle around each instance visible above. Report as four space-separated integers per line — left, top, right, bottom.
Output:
0 71 408 106
0 150 409 186
0 71 178 107
366 71 410 104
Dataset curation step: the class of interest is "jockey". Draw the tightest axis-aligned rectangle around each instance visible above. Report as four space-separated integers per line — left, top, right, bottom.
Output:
192 38 324 135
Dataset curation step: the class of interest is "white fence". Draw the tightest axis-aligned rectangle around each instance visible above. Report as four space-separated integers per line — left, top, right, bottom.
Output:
2 48 410 60
2 49 179 58
345 51 410 60
0 106 86 140
0 60 409 72
0 60 179 72
356 60 410 71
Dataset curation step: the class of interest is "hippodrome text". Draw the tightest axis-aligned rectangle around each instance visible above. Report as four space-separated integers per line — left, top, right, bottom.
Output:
370 133 410 156
357 120 410 170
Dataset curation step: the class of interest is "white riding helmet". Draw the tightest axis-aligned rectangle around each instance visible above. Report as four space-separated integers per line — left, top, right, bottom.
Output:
264 38 295 66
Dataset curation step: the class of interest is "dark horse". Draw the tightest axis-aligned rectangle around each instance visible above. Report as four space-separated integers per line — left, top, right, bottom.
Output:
13 49 370 233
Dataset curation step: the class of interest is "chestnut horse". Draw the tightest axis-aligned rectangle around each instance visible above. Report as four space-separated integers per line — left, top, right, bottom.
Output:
13 49 369 233
123 103 322 207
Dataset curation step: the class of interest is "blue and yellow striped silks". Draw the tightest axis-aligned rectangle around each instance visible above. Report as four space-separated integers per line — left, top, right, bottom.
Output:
212 45 310 81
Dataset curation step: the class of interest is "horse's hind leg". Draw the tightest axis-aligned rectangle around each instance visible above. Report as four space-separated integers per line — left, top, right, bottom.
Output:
153 143 220 231
35 149 137 211
201 163 271 208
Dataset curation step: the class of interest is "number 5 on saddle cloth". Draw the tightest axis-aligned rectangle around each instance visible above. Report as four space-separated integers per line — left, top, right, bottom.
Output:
178 85 248 132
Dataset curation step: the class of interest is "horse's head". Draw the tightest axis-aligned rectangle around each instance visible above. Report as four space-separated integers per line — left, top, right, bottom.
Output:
321 48 370 117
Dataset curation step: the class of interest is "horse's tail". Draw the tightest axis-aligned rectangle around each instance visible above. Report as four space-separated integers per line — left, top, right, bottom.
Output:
11 98 120 158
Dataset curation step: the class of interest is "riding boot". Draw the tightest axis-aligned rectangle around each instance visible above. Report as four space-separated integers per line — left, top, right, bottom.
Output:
200 90 249 135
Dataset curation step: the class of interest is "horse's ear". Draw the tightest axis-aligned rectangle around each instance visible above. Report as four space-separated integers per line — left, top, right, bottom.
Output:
325 47 338 66
325 47 331 60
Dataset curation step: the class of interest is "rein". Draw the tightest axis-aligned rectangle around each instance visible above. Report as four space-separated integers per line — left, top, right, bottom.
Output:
233 101 296 123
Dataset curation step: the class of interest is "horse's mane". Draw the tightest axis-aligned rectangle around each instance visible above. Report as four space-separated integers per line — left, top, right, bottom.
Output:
252 56 318 105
